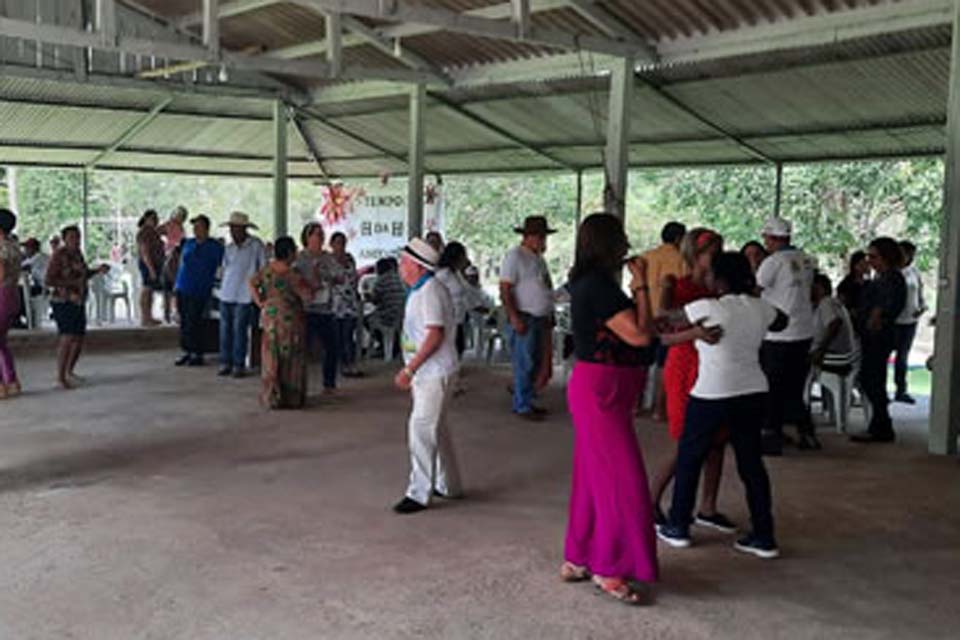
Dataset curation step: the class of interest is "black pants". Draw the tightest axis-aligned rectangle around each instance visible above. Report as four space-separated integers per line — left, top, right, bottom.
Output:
860 332 896 438
669 393 775 541
893 322 918 396
761 339 814 442
178 292 209 357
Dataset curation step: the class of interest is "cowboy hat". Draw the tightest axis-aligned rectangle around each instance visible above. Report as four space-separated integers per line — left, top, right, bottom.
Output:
221 211 259 229
514 215 556 236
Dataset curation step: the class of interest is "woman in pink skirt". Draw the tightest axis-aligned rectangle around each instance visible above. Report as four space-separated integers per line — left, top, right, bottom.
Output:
562 213 715 604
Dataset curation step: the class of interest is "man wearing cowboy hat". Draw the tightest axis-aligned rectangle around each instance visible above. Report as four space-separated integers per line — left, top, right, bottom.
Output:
218 212 266 378
500 215 556 421
756 216 819 454
392 237 463 514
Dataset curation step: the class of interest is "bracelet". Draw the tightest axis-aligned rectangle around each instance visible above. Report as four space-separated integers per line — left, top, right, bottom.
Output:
400 367 414 378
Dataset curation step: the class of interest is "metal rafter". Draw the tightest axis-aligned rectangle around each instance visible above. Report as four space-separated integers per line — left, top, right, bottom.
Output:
339 15 450 84
86 96 174 169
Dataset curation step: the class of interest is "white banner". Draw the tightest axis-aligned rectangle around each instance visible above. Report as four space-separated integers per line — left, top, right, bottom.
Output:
318 182 443 267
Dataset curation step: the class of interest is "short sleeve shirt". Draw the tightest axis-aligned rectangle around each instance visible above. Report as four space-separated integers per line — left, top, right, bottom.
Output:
175 238 225 298
403 276 459 379
500 245 553 318
812 297 855 356
686 295 778 399
570 271 652 367
641 243 685 314
220 237 266 304
294 251 338 314
756 247 815 342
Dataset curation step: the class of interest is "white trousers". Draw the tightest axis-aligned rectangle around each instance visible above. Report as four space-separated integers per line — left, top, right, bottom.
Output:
405 373 463 505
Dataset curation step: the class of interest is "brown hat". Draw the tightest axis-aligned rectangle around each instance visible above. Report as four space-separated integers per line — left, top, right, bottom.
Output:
513 215 556 236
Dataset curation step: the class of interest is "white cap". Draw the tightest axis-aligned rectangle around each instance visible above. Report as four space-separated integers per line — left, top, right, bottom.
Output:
401 237 439 271
761 217 792 238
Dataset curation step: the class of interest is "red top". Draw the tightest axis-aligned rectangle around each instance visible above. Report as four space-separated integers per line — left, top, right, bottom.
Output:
665 275 712 357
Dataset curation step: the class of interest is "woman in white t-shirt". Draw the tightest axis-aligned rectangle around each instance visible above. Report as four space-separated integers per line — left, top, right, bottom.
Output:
657 252 787 559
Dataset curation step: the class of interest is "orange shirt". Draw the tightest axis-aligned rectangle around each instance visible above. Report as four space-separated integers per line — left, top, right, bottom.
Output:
641 243 686 314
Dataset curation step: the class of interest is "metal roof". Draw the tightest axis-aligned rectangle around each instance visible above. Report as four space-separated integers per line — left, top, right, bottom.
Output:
0 0 954 177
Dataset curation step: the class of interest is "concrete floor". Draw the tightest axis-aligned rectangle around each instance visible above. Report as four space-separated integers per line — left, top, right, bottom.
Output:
1 351 958 640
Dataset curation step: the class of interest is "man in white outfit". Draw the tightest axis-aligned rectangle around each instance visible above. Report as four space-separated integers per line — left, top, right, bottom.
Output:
393 238 463 514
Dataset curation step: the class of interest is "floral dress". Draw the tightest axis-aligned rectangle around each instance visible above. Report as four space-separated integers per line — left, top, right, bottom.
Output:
251 265 311 409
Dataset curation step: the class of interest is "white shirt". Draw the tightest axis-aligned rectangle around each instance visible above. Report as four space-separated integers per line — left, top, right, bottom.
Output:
686 295 778 399
435 267 468 323
22 252 49 288
219 237 266 304
756 247 815 342
812 297 856 357
403 276 459 380
897 265 925 325
500 245 553 318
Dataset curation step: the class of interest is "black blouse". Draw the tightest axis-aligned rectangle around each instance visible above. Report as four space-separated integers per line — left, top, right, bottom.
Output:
569 270 653 367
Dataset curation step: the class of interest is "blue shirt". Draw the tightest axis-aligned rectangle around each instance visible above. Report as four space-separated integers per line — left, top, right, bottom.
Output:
175 238 225 297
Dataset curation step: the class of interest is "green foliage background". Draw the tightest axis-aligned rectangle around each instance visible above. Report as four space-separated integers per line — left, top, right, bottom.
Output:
1 158 945 286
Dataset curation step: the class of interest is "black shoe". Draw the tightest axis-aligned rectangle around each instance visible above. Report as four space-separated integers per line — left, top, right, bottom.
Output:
217 366 233 377
694 512 737 533
187 355 204 367
393 497 428 514
656 523 691 548
894 393 916 405
232 368 246 379
734 534 780 559
531 405 548 416
850 431 895 444
797 433 822 451
175 354 191 366
432 490 463 500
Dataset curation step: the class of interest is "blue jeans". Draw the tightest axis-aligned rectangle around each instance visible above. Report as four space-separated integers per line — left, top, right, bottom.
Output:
307 313 339 389
506 313 546 414
219 301 254 369
337 316 358 369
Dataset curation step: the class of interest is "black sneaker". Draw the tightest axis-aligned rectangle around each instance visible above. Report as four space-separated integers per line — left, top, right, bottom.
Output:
850 431 895 444
656 523 691 548
217 366 233 377
694 512 737 533
393 497 428 514
734 534 780 559
175 354 191 366
232 368 246 379
187 356 204 367
894 393 916 405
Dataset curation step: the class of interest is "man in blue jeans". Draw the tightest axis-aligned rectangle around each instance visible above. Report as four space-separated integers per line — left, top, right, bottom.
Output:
218 212 266 378
500 216 555 421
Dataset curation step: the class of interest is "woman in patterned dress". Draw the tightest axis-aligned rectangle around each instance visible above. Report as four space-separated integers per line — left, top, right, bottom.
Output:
0 208 22 399
329 232 362 377
249 236 314 409
649 228 736 533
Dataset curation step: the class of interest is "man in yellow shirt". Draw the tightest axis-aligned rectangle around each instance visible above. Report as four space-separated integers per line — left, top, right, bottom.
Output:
641 221 687 419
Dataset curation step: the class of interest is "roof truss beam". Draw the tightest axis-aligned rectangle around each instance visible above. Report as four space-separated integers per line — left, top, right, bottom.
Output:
288 0 656 61
85 96 173 169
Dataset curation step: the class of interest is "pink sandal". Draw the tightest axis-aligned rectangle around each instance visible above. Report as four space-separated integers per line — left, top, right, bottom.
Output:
592 575 645 605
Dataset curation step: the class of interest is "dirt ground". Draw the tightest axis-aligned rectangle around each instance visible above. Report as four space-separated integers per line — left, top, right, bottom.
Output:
1 351 957 639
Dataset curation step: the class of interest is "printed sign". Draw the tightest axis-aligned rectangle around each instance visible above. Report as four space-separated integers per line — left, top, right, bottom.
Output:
318 183 443 267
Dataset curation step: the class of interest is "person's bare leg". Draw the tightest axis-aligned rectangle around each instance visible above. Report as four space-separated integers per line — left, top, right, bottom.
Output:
652 369 667 421
697 445 725 516
140 289 157 326
68 336 84 377
57 336 73 388
650 451 678 513
163 292 173 324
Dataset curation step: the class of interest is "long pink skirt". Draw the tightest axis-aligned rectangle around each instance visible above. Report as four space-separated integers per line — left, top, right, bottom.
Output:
564 361 658 583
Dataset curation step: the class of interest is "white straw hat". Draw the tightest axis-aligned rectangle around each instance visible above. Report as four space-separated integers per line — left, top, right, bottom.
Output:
761 217 792 238
221 211 259 229
401 237 440 271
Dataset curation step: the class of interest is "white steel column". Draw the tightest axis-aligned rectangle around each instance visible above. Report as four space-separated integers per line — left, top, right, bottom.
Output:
604 56 633 220
930 1 960 456
407 83 426 239
273 99 288 239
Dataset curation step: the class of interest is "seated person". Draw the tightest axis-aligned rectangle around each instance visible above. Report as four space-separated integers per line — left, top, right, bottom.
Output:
811 272 857 375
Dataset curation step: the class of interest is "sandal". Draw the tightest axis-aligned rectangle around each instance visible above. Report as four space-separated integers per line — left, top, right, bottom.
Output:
592 575 645 605
559 561 590 582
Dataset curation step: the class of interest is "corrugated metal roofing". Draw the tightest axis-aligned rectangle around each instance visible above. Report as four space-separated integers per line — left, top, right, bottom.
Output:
0 0 953 177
